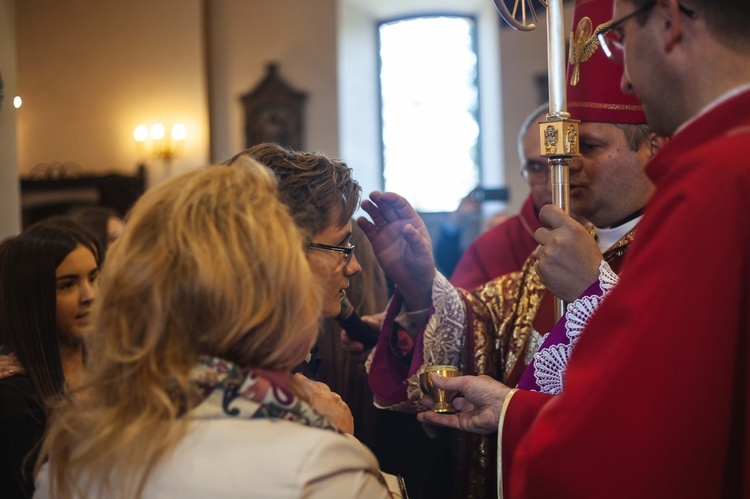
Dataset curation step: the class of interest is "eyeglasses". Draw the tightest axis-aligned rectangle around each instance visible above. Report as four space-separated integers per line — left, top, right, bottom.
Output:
597 2 696 64
309 242 356 267
522 160 549 181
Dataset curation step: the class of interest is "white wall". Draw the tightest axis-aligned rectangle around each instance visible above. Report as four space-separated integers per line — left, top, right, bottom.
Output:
337 1 383 204
0 0 21 239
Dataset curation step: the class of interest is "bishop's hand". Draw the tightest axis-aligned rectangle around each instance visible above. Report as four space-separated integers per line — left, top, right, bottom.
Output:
358 191 435 312
417 374 512 435
534 205 603 303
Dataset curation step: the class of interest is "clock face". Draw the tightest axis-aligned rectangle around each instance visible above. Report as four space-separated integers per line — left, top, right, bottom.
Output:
256 105 294 145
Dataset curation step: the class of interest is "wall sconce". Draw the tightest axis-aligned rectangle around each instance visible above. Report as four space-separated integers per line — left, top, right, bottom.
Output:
133 123 186 166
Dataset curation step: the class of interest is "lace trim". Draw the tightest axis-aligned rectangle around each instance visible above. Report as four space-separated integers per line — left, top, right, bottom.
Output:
598 260 619 292
532 343 571 395
564 294 604 346
423 272 465 366
531 260 619 394
405 272 466 406
369 272 467 411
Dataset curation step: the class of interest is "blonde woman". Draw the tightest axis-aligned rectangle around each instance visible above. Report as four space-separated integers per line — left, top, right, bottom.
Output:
34 160 399 498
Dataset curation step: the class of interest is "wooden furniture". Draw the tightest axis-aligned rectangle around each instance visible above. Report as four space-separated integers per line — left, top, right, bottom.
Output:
20 166 146 228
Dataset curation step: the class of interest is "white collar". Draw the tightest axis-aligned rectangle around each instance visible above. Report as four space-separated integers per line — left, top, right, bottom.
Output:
594 215 642 253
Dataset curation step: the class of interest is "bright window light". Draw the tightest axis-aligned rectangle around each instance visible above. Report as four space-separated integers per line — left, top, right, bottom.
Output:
379 16 480 212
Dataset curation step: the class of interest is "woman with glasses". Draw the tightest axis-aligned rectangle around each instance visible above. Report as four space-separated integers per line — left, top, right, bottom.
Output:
227 144 431 497
226 143 362 322
225 143 364 387
225 143 362 430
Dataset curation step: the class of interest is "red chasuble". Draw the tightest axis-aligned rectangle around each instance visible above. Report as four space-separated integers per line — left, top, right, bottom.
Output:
450 194 542 290
503 89 750 497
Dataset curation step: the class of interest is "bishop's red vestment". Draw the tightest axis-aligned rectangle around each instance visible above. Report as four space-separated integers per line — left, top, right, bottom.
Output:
503 87 750 498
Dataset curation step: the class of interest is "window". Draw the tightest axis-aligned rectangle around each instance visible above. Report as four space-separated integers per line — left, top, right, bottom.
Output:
379 16 480 212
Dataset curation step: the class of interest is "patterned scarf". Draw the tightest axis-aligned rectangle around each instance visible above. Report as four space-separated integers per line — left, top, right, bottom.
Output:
188 355 338 433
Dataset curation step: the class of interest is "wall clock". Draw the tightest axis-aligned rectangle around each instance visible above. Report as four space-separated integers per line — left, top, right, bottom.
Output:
242 63 307 150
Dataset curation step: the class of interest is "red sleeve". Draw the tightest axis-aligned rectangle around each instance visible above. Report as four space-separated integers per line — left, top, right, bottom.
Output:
501 390 553 497
509 132 750 498
450 240 490 290
368 289 432 405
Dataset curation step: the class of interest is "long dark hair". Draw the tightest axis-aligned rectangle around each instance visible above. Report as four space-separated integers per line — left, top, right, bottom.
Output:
1 217 100 406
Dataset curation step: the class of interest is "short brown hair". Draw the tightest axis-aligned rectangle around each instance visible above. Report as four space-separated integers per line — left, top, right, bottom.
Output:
615 123 652 151
225 143 361 241
628 0 750 52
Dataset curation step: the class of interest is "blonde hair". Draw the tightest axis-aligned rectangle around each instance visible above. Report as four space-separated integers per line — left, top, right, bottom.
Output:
37 159 322 498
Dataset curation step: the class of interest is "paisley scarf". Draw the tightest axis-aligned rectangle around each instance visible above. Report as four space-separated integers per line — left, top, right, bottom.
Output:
188 355 338 433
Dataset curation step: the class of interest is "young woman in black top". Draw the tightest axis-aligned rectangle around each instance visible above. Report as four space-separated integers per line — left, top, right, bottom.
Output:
0 217 99 498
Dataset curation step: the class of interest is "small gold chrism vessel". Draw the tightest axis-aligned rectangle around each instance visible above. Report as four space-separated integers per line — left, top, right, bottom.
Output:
419 365 461 413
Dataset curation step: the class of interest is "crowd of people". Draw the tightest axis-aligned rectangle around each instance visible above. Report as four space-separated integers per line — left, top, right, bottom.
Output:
1 0 748 497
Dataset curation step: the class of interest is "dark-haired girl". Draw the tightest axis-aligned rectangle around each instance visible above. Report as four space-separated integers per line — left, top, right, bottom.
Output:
0 217 99 498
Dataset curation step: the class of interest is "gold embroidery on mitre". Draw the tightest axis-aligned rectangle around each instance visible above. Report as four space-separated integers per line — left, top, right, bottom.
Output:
568 17 615 86
568 101 644 111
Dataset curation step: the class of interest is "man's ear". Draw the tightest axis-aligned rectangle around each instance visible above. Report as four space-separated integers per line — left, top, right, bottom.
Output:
657 0 684 52
648 133 669 156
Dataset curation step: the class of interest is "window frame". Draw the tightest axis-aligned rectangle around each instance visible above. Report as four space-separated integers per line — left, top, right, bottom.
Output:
376 13 483 213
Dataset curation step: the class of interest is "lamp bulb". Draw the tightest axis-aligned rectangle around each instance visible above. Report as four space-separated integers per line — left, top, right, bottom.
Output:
133 125 149 142
171 123 187 141
150 123 165 140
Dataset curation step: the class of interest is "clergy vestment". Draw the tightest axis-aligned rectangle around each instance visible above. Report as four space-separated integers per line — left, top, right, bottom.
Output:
502 87 750 498
368 223 636 498
368 0 659 492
